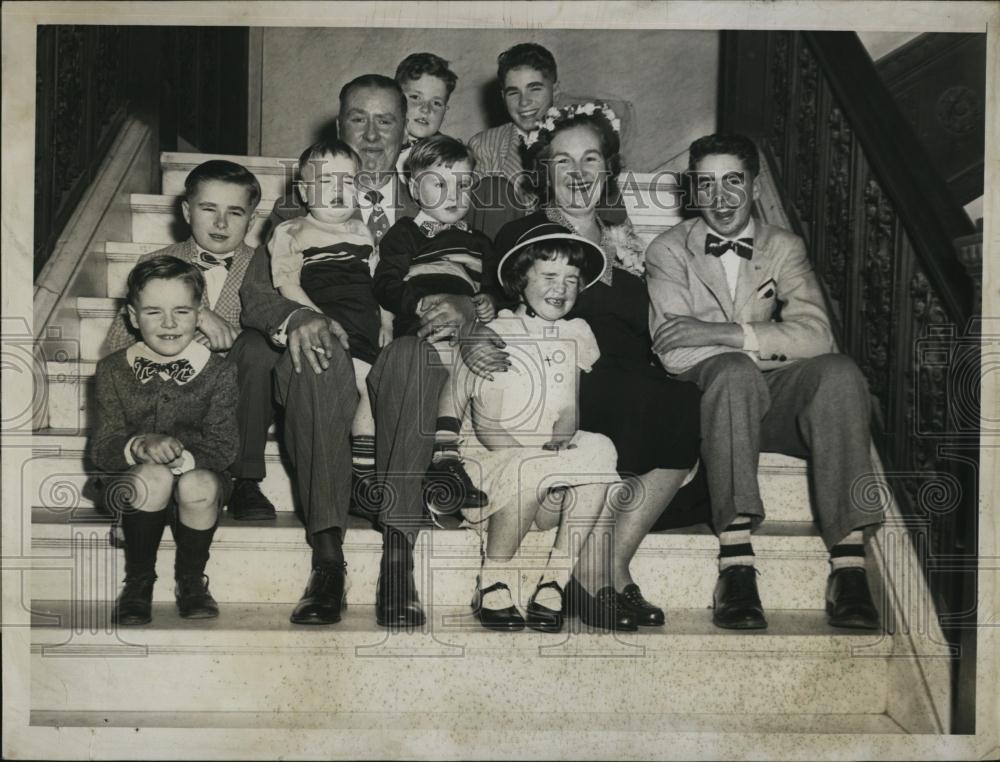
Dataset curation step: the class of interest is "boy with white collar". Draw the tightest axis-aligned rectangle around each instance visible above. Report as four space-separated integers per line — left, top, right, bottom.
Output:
374 134 498 518
646 133 883 632
91 256 239 626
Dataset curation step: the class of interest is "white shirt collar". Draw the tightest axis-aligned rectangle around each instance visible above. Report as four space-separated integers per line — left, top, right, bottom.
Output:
126 340 211 384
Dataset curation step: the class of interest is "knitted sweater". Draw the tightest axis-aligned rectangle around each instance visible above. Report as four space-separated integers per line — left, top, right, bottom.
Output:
373 216 495 337
89 342 240 474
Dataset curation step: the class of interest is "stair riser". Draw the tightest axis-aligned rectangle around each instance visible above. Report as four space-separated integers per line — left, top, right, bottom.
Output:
31 449 816 523
162 167 291 202
30 650 887 715
30 533 833 609
131 202 269 248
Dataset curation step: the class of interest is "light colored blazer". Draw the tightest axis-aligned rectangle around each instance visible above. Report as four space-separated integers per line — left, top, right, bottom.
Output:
646 217 835 375
105 237 253 354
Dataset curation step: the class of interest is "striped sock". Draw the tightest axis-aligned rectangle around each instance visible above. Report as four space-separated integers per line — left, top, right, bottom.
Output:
432 416 461 464
719 516 755 571
351 434 375 485
830 530 866 571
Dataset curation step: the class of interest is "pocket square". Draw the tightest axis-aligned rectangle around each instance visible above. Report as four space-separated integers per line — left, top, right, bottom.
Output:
756 279 777 299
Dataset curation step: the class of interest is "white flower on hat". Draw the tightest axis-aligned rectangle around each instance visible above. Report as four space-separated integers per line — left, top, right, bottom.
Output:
611 118 621 133
578 102 596 115
546 106 561 118
602 105 618 122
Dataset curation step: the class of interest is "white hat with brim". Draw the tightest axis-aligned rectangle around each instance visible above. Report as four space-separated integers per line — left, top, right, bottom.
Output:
497 222 607 292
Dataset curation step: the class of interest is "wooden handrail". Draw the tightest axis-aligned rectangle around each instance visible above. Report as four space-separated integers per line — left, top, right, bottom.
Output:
803 32 976 326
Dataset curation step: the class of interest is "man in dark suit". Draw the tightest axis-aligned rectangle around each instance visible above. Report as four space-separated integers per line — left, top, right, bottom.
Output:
242 74 508 628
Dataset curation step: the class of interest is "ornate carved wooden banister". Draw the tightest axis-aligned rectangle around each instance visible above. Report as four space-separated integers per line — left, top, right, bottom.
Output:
719 30 983 733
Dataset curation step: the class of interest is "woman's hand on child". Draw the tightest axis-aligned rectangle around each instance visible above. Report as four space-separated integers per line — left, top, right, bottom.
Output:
472 293 497 323
197 309 240 351
457 323 511 381
133 434 186 464
286 311 351 374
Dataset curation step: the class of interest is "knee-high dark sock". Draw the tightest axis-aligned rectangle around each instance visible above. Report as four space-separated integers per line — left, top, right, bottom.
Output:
382 525 415 572
122 508 169 579
719 516 755 570
431 416 461 463
172 520 218 579
310 527 345 569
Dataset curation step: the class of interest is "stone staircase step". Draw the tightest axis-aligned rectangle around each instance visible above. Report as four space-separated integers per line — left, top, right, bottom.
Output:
105 241 169 298
28 708 905 735
30 602 889 717
74 297 119 362
30 506 841 611
161 151 294 200
30 430 817 523
129 193 273 248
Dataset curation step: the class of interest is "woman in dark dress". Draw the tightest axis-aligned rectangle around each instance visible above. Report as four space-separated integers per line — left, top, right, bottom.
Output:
492 103 708 626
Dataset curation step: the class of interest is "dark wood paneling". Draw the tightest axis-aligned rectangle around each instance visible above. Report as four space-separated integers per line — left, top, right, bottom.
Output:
34 25 129 277
877 34 987 205
720 29 981 734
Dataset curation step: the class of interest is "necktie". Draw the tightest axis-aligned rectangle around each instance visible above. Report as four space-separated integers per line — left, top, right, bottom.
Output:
365 190 391 244
419 219 469 238
705 233 753 260
132 356 196 385
195 250 233 270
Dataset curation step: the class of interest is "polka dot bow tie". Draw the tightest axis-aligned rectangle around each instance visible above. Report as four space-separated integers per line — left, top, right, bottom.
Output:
419 219 469 238
705 233 754 260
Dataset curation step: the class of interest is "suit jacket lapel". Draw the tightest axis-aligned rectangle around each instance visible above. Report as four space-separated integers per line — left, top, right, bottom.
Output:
217 242 252 320
732 222 774 316
178 238 212 312
685 219 734 319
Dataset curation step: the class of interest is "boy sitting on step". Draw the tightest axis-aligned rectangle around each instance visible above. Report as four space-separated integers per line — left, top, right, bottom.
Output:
91 255 239 626
104 160 278 522
373 134 497 521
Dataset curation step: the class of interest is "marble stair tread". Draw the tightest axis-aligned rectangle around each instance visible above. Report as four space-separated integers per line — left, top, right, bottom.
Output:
31 601 884 649
30 601 889 717
161 152 295 199
29 502 851 610
28 708 906 734
129 193 273 247
29 429 818 524
31 504 823 539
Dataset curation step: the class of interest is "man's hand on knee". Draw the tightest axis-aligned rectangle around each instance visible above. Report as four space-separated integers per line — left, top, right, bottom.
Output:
287 310 350 374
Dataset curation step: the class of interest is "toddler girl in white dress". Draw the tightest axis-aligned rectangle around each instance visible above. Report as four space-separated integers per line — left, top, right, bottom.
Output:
461 223 622 633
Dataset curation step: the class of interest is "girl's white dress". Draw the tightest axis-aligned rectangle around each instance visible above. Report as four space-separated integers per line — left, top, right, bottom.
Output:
459 310 621 527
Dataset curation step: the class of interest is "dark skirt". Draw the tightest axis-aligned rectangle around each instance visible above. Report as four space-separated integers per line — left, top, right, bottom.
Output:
580 360 701 475
580 359 711 531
